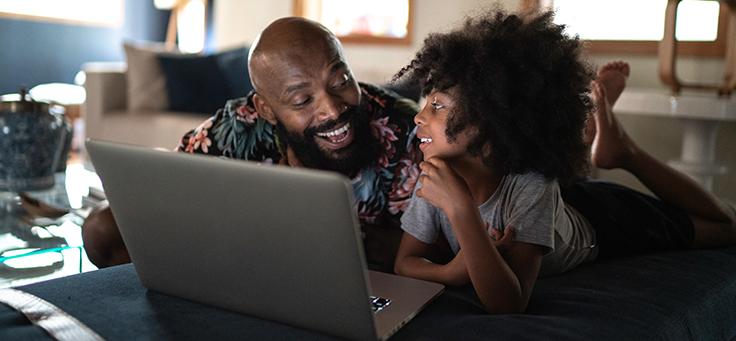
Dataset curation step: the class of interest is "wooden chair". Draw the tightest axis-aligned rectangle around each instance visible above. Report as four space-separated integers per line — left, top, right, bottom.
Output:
659 0 736 95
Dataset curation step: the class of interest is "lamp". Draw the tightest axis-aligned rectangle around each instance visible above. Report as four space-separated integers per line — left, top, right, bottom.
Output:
154 0 206 53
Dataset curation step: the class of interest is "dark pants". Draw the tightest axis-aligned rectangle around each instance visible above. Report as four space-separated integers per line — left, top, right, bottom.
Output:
561 179 694 261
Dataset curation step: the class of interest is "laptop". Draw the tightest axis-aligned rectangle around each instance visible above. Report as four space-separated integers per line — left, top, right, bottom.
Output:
85 139 444 341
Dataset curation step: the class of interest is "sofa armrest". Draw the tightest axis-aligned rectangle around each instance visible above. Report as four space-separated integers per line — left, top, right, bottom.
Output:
81 62 127 140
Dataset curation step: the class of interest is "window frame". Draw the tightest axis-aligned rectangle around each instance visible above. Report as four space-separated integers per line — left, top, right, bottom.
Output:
520 0 730 57
293 0 414 45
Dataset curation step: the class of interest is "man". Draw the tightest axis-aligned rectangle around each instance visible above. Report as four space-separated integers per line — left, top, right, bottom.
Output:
83 17 426 269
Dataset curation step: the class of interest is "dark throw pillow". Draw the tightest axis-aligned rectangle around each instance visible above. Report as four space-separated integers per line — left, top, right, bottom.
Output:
213 47 253 98
157 46 252 114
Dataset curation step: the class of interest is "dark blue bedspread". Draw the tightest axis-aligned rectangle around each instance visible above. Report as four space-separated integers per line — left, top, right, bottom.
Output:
3 246 736 340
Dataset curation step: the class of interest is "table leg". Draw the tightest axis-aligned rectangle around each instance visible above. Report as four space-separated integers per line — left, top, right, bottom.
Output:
667 118 727 190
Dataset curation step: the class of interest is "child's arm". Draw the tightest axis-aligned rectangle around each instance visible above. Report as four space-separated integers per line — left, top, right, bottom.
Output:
413 157 545 314
394 226 516 286
395 233 466 285
395 233 474 286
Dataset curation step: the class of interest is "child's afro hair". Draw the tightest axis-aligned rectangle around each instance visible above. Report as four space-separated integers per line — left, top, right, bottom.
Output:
395 7 595 186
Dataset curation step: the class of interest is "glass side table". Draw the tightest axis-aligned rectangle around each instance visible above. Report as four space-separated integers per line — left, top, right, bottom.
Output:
0 163 102 288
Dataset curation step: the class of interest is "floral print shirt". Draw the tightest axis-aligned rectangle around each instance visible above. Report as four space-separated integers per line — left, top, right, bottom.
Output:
177 83 422 228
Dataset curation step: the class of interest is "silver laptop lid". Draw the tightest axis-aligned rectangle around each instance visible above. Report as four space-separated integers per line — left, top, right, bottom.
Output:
86 139 379 340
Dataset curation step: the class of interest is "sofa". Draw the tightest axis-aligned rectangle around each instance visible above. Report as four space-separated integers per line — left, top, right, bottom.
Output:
81 61 213 150
2 245 736 340
81 42 255 152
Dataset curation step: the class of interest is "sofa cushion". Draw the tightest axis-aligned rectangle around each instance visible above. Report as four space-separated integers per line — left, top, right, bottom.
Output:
123 41 179 111
157 46 252 114
92 109 212 149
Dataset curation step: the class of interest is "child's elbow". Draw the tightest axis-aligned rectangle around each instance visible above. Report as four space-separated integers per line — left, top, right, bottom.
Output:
393 257 409 277
393 263 402 276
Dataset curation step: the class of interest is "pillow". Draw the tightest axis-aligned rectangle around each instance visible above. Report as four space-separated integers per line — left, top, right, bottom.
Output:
157 46 252 114
123 41 180 111
212 47 253 98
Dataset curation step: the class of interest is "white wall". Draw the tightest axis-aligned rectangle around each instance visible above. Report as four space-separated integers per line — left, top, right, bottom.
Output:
213 0 736 204
213 0 520 83
212 0 292 50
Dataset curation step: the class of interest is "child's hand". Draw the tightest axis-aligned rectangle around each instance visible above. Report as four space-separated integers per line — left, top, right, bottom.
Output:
490 225 516 256
416 157 474 214
441 225 516 286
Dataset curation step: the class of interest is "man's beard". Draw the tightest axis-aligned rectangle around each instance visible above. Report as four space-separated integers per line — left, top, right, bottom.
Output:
276 102 380 177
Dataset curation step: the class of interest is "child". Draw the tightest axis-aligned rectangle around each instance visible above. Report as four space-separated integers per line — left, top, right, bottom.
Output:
392 9 736 315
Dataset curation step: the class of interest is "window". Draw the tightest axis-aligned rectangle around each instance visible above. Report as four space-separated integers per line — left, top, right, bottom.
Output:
522 0 730 56
175 0 206 53
293 0 413 45
155 0 207 53
0 0 123 26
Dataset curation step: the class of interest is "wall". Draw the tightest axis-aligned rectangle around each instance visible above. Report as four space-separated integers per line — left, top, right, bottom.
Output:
0 0 169 96
213 0 519 83
212 0 736 204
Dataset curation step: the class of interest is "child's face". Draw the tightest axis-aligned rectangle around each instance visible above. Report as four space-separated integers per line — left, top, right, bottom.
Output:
414 89 470 161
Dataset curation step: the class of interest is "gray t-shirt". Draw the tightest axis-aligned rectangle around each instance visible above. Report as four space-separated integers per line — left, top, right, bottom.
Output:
400 172 598 277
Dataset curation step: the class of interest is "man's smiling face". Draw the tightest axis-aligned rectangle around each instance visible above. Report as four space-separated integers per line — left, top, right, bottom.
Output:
249 18 379 175
266 54 361 161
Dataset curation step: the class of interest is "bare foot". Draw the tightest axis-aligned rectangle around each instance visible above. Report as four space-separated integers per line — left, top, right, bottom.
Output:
584 62 629 147
597 61 630 105
589 80 638 170
583 61 631 161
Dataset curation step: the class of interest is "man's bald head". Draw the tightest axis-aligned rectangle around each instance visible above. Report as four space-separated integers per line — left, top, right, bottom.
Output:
248 17 346 96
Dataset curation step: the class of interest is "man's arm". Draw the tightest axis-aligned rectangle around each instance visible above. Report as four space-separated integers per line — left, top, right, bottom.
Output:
81 201 130 268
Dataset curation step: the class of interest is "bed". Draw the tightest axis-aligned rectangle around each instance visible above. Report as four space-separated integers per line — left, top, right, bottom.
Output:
2 245 736 340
